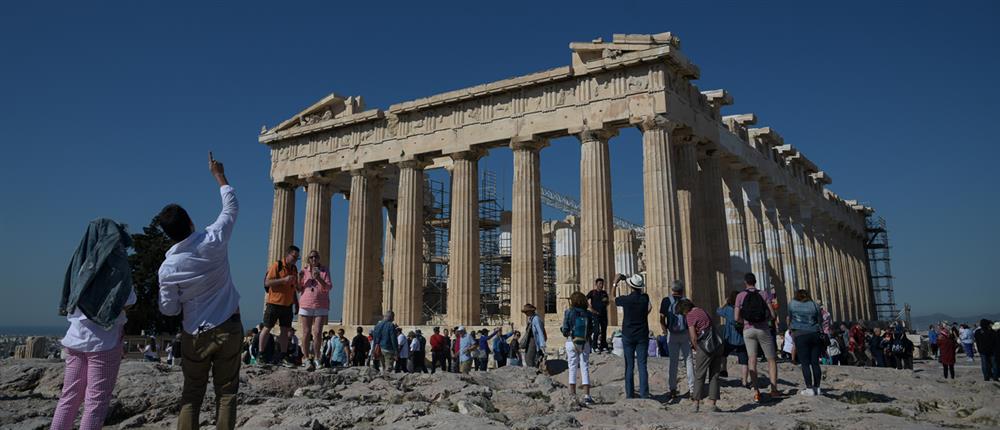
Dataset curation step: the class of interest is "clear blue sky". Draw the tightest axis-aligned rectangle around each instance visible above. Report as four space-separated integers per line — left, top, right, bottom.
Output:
2 1 997 327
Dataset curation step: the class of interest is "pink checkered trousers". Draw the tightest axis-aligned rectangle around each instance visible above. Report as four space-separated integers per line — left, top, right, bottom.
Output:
50 345 123 430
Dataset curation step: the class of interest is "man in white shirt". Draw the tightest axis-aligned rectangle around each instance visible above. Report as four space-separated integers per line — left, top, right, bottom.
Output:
157 153 242 430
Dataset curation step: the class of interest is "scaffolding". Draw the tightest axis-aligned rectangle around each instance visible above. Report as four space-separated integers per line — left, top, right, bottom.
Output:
865 215 897 322
422 169 510 324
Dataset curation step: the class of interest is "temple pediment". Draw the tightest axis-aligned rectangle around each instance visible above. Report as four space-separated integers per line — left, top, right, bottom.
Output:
271 93 366 133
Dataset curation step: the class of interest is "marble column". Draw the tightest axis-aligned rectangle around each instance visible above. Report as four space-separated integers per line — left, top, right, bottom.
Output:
393 161 426 325
382 202 397 317
447 150 483 326
791 207 813 300
722 165 751 290
365 176 385 323
613 228 639 322
555 226 580 317
699 149 731 309
639 117 683 329
267 182 296 264
510 139 547 327
853 235 873 320
675 137 708 305
578 128 617 324
740 173 771 292
343 169 378 325
776 202 799 310
761 194 787 318
302 178 332 267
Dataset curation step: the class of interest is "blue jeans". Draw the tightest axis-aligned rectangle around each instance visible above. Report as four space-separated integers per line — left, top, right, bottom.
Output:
793 331 823 389
622 337 649 398
980 352 999 380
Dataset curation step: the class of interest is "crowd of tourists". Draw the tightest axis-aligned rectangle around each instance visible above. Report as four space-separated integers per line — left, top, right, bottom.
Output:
46 153 1000 429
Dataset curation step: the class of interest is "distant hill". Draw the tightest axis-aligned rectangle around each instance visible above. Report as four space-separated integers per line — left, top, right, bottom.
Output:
911 312 1000 329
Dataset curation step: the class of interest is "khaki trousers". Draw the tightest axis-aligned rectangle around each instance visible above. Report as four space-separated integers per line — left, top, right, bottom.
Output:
178 316 243 430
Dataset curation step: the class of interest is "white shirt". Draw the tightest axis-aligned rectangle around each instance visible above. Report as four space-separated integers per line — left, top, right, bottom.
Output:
61 289 136 353
158 185 241 335
410 337 421 352
398 334 410 358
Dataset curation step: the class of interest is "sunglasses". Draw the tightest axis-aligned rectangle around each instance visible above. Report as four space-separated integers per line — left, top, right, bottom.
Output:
309 255 320 260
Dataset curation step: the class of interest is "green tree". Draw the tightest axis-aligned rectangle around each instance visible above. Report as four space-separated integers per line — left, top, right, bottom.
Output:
124 217 181 335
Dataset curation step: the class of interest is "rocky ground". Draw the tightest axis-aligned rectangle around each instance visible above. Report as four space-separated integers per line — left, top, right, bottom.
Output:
2 353 998 429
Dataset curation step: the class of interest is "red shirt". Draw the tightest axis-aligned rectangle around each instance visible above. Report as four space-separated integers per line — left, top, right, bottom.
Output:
686 307 712 336
429 333 446 352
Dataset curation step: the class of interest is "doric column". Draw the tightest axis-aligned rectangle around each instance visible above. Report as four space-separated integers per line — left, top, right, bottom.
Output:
761 194 787 319
675 136 708 305
853 233 873 320
365 175 385 323
447 150 483 326
393 160 426 325
382 201 397 317
302 178 332 267
639 116 682 329
343 169 379 325
555 225 580 317
699 149 731 309
578 128 618 323
267 182 296 264
613 228 639 323
510 139 547 327
791 206 813 300
722 164 751 290
775 200 799 311
740 172 771 292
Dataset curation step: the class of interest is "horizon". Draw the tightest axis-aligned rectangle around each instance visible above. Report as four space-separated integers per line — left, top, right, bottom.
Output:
2 1 998 328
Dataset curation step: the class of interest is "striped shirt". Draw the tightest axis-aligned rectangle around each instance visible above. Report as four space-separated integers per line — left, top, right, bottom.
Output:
686 307 713 336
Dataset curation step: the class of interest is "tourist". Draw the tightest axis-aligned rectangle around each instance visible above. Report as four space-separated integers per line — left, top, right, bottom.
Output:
659 280 694 400
429 327 448 373
156 153 243 430
717 290 748 387
561 291 596 405
788 289 823 396
441 328 453 372
411 330 429 373
734 273 781 401
327 329 348 367
586 278 611 352
143 338 159 362
476 328 500 371
451 327 461 372
351 327 369 367
973 319 998 381
520 304 547 370
938 323 958 379
53 218 135 430
826 329 843 366
612 273 650 399
677 299 723 412
371 311 397 375
297 250 332 371
959 324 975 362
869 327 886 367
397 328 410 373
492 325 516 368
928 325 939 359
287 327 304 366
890 325 914 370
508 331 523 366
261 245 300 367
457 326 475 374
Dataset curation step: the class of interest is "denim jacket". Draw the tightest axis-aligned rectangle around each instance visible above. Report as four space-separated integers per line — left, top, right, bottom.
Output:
60 218 133 329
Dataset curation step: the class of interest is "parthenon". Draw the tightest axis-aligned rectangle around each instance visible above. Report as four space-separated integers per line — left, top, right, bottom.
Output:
259 32 876 329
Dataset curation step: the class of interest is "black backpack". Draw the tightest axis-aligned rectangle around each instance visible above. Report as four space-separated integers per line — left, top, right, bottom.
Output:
741 290 768 323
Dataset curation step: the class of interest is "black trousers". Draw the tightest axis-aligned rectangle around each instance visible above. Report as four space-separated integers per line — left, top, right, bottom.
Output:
591 313 609 351
431 351 448 373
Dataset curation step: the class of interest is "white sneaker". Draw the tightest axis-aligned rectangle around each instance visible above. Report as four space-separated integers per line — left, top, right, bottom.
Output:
798 388 815 396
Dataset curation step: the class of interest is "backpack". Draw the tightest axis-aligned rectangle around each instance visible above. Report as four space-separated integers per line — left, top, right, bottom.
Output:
741 290 768 323
667 297 687 333
264 259 284 292
890 339 905 354
571 309 591 346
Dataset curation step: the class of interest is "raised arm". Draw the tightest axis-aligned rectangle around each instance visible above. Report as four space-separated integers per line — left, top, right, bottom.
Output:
206 152 238 240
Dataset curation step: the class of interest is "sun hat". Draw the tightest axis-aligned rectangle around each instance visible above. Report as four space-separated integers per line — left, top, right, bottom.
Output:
626 274 645 289
521 303 537 313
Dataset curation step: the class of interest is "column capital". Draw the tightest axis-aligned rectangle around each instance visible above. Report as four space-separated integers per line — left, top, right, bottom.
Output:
576 127 619 143
397 158 431 170
633 114 685 132
449 148 487 161
510 137 549 152
273 181 298 190
301 172 333 184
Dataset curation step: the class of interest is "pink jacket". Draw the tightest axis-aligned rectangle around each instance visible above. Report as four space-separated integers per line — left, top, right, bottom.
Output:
298 265 332 310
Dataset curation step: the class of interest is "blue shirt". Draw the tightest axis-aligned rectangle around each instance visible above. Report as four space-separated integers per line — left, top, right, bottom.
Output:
459 334 474 362
372 320 397 352
928 330 938 344
788 300 821 333
328 337 347 363
528 315 546 350
717 305 744 346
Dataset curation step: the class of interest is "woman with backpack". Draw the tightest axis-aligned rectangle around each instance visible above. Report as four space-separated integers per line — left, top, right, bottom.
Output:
677 299 723 413
788 289 823 396
561 291 596 405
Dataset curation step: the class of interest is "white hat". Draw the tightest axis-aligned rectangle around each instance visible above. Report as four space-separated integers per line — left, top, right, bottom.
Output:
456 325 466 332
626 274 645 289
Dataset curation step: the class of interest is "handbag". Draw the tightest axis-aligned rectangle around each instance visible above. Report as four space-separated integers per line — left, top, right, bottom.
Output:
697 325 722 355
